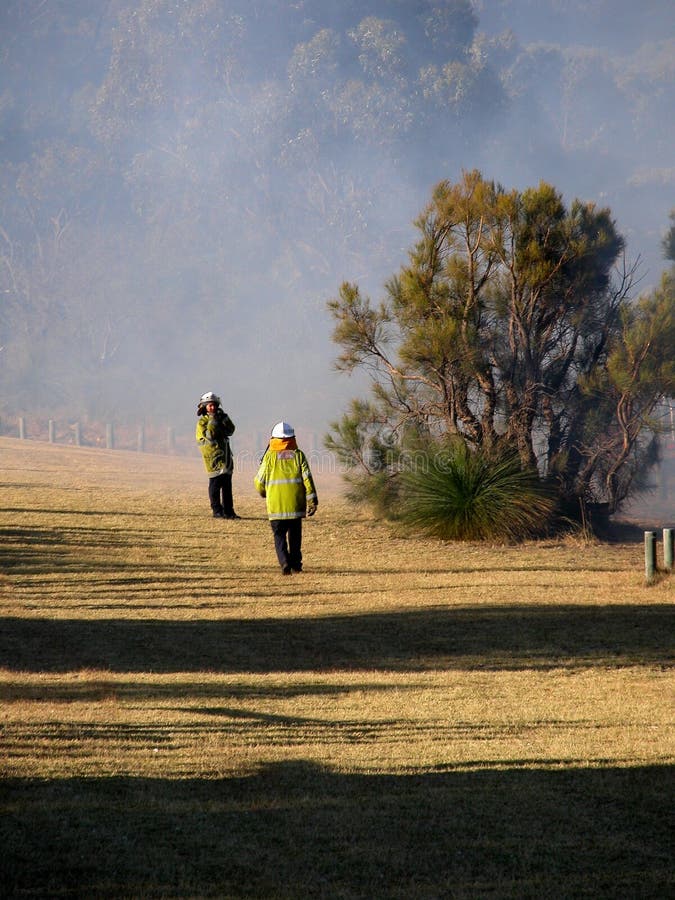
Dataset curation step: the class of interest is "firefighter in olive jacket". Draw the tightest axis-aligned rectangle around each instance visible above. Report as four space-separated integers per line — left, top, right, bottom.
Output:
254 421 317 574
196 391 239 519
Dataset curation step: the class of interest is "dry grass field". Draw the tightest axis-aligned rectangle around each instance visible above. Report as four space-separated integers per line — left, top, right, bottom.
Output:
0 436 673 898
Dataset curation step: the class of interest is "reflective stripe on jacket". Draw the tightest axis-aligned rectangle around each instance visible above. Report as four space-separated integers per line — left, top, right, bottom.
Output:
254 441 317 520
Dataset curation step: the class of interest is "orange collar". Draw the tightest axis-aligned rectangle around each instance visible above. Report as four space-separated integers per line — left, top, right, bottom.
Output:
270 436 297 452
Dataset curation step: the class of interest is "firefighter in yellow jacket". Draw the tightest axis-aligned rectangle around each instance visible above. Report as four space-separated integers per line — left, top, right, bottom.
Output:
254 421 317 575
196 391 239 519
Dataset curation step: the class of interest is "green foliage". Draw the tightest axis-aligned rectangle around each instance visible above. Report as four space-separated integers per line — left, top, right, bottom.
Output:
663 209 675 263
324 397 406 516
593 272 675 504
607 276 675 396
397 439 555 541
328 171 672 522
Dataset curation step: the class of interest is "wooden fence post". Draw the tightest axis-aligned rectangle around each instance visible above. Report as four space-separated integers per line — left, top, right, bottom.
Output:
18 417 25 439
664 528 674 572
137 425 145 453
106 423 114 449
644 531 657 584
73 422 81 446
48 419 55 443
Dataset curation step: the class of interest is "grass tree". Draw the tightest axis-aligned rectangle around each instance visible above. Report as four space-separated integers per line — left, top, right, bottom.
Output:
398 439 555 541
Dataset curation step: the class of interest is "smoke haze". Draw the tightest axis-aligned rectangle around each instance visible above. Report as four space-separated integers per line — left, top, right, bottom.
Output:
0 0 673 451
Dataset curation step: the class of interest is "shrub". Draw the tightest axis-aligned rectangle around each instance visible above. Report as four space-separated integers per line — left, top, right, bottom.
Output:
397 440 555 541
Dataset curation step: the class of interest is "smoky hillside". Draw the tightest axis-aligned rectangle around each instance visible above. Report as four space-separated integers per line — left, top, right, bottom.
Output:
1 0 674 443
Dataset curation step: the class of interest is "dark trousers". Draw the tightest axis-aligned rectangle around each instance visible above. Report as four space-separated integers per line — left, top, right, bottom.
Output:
208 472 234 516
270 518 302 570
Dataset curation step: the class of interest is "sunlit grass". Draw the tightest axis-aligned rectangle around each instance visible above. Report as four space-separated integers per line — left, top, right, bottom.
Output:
0 437 673 897
1 667 671 781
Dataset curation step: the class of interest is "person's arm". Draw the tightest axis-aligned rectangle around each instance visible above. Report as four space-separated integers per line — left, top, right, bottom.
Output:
254 454 268 497
218 411 235 436
300 452 318 514
196 416 209 445
201 416 220 445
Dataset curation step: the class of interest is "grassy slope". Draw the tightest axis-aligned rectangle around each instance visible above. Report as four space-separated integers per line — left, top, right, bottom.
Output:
0 438 673 898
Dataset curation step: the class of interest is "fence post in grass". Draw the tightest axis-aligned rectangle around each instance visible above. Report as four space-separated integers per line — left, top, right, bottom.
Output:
48 419 55 443
664 528 674 572
644 531 657 583
106 423 114 449
18 416 25 439
73 422 81 446
137 424 145 453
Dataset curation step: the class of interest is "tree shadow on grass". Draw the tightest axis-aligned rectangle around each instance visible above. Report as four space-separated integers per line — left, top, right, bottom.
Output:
597 519 666 544
0 524 163 576
1 761 672 899
0 604 673 673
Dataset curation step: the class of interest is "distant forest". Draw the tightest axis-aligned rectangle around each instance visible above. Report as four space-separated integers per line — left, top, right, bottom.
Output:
1 0 674 430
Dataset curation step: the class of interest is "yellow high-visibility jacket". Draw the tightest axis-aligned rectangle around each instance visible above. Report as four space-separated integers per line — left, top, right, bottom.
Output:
254 437 317 520
196 411 235 474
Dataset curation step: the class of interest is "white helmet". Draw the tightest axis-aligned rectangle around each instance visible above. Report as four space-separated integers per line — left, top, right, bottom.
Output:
271 421 294 438
199 391 221 406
